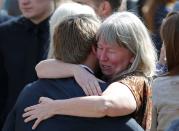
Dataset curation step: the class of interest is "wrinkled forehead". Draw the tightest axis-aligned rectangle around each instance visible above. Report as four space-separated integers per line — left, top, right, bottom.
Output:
98 36 124 47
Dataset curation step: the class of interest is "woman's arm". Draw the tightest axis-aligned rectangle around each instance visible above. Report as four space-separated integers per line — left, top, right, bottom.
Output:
36 59 77 78
23 82 136 129
36 59 103 96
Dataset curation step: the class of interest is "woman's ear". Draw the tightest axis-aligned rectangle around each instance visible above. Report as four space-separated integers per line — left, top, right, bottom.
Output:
98 1 112 18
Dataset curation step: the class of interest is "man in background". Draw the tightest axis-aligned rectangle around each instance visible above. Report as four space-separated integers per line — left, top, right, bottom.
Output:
73 0 122 19
0 0 55 129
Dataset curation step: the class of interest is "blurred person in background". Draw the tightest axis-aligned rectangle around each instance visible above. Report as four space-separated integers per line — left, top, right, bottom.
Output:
3 0 62 16
126 0 139 14
173 0 179 11
0 0 55 129
0 0 12 23
72 0 122 19
166 119 179 131
137 0 146 18
155 0 179 76
3 0 21 16
151 12 179 131
142 0 175 56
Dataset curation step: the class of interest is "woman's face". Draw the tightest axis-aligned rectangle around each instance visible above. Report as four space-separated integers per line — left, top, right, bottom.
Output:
96 38 134 79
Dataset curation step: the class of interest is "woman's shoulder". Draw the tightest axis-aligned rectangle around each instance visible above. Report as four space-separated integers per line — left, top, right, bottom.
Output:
152 75 179 93
118 72 149 94
119 72 147 84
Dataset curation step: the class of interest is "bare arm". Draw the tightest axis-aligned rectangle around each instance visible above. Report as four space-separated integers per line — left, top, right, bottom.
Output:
23 82 137 129
36 59 103 96
53 82 136 117
36 59 77 78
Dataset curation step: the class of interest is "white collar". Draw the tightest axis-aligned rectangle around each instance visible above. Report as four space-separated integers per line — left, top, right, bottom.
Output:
79 64 94 74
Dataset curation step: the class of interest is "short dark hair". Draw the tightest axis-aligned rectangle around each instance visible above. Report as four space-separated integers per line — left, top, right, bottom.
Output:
107 0 122 12
94 0 122 12
53 14 100 64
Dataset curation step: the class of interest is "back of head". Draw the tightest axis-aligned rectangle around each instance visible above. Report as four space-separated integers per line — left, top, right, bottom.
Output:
53 14 100 64
97 11 157 78
160 12 179 75
48 2 97 58
50 2 96 29
107 0 122 12
95 0 122 12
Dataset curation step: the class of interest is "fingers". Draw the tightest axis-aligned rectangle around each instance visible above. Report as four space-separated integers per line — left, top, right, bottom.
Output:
93 80 102 95
82 81 99 96
39 97 47 103
23 102 48 130
88 80 100 96
23 112 42 130
24 114 37 123
84 79 102 96
82 85 90 96
24 105 36 112
81 78 103 96
23 111 33 118
86 83 94 96
32 119 42 130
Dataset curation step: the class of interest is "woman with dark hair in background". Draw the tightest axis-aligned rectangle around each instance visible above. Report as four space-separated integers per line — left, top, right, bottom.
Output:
151 12 179 131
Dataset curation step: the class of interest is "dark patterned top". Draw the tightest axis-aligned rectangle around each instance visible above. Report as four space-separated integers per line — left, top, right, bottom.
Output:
117 72 152 130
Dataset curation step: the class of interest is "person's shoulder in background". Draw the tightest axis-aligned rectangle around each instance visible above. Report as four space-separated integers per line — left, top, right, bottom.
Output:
166 119 179 131
0 10 14 23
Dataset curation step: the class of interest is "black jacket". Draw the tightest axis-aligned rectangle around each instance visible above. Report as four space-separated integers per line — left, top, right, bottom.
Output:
0 16 50 128
2 78 144 131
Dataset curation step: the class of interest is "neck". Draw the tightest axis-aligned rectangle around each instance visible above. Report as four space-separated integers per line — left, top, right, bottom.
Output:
30 12 52 24
81 53 97 73
30 5 54 24
82 61 96 73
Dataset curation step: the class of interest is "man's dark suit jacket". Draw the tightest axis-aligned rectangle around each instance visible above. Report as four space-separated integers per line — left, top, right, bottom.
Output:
0 16 50 128
2 78 144 131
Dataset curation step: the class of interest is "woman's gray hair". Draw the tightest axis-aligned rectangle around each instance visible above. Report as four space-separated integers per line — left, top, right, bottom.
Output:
48 2 97 58
97 11 157 78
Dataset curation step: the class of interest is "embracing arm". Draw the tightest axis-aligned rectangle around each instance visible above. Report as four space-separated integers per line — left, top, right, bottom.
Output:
35 59 78 78
36 59 103 96
52 82 136 117
23 82 137 129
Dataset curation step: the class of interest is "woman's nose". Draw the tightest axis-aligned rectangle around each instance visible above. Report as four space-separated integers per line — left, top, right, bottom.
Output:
99 50 108 61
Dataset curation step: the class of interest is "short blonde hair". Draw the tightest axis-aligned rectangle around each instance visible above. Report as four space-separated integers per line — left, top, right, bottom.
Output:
48 2 97 58
53 14 100 63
